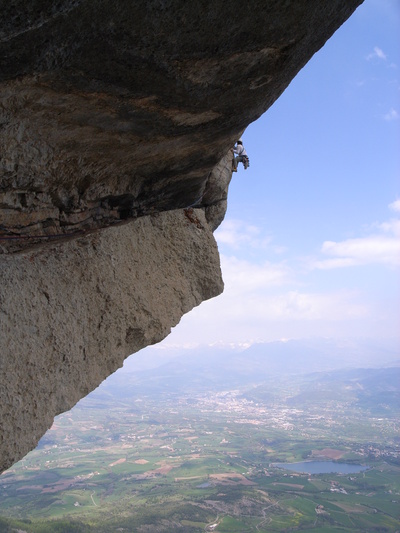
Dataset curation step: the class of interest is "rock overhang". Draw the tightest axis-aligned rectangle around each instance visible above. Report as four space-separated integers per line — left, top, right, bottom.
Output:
1 0 364 251
0 0 364 472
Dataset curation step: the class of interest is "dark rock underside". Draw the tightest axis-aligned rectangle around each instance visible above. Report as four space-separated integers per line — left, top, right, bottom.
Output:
0 0 363 252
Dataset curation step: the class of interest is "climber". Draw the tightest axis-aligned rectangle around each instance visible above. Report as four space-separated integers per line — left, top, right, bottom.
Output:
232 139 250 172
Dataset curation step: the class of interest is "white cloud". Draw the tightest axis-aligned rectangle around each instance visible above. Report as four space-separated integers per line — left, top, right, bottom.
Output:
164 241 373 345
220 254 290 294
236 290 369 322
165 282 372 346
366 46 387 61
383 108 399 121
317 236 400 268
378 218 400 237
312 207 400 269
389 199 400 212
217 257 364 323
215 219 275 251
312 257 358 269
216 220 266 248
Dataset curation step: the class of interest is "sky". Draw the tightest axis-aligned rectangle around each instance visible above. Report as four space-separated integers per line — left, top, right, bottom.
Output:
162 0 400 348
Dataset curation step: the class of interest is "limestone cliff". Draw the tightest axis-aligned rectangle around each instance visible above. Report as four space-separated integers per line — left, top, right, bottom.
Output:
0 208 223 474
0 0 363 472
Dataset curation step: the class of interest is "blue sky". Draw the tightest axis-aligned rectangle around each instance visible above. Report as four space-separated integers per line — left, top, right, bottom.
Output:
163 0 400 347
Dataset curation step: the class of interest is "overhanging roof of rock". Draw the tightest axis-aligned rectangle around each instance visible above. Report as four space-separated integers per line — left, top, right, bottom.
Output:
1 0 363 244
0 0 364 475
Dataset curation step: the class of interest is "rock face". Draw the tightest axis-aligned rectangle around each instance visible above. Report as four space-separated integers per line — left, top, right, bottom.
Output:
0 0 363 472
0 208 223 472
0 0 363 248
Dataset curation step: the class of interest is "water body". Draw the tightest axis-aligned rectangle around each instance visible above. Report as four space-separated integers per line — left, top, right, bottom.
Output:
272 461 368 475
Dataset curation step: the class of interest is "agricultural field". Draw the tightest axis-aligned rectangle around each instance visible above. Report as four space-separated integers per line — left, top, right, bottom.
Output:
0 360 399 532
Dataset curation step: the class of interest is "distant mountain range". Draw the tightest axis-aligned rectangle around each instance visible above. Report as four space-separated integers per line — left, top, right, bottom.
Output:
91 338 399 414
245 366 400 415
122 337 400 375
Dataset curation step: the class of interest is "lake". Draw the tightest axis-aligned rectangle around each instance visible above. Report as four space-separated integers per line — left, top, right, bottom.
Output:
272 461 368 474
197 482 212 488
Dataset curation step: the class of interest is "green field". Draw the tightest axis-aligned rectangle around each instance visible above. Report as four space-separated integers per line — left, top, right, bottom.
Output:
0 366 399 532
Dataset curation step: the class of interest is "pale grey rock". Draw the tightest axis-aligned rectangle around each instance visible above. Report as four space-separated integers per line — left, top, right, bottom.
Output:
0 208 223 472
